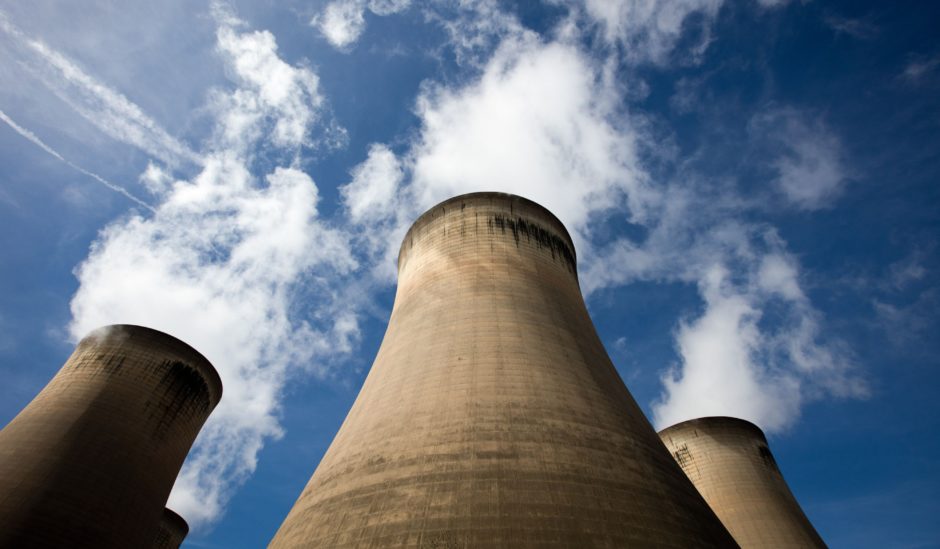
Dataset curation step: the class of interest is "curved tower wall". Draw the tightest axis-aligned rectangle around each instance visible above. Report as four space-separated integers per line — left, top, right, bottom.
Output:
0 325 222 548
658 417 826 548
152 508 189 549
271 192 736 548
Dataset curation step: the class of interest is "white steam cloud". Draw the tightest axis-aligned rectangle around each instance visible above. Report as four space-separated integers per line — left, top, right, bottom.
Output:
341 2 866 436
341 32 647 281
8 0 865 528
68 5 357 527
313 0 411 50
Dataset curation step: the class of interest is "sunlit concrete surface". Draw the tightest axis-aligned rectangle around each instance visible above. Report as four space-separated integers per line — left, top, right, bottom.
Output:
659 416 826 548
271 192 736 548
0 325 221 548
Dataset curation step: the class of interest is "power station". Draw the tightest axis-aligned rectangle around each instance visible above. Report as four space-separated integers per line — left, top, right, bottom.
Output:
0 325 221 548
270 193 737 547
659 417 827 548
153 508 190 549
0 193 828 547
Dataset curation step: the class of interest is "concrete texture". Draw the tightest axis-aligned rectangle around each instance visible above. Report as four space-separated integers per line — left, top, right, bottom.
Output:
153 508 189 549
659 417 826 548
0 324 221 548
271 192 737 548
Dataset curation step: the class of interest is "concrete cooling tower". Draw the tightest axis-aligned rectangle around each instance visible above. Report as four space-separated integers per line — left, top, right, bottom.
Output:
0 324 222 548
153 508 189 549
659 417 826 548
271 192 737 548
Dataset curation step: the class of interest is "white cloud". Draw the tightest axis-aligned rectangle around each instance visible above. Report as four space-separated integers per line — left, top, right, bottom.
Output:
139 161 172 196
68 6 357 528
654 265 802 432
901 55 940 83
48 0 866 525
313 0 411 50
753 108 848 210
368 0 411 17
429 0 529 65
343 143 404 224
410 37 647 231
584 173 865 432
71 160 357 527
340 33 649 283
338 144 408 281
579 0 724 64
758 253 803 300
214 9 322 153
888 249 928 290
315 0 367 49
332 10 866 434
649 244 866 432
823 14 878 40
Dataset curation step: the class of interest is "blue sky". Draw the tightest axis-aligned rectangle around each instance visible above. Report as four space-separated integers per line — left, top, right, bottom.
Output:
0 0 937 547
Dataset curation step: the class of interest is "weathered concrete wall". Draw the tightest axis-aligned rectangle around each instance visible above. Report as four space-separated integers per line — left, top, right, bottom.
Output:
0 325 221 548
659 417 826 548
152 508 189 549
271 192 736 548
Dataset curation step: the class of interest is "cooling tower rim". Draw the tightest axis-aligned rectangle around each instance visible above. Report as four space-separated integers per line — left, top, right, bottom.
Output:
398 192 576 270
657 415 768 441
80 324 223 406
161 507 190 537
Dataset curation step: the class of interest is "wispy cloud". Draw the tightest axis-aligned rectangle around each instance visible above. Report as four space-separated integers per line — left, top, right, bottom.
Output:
0 109 155 211
577 0 724 65
68 4 356 528
584 178 866 432
901 54 940 83
751 107 848 210
872 248 937 350
824 13 879 40
312 0 411 50
335 2 865 436
0 10 201 168
54 0 866 527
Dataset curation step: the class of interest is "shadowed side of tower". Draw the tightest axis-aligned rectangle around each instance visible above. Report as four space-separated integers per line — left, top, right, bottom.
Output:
271 192 736 548
0 325 222 548
659 417 827 548
153 508 189 549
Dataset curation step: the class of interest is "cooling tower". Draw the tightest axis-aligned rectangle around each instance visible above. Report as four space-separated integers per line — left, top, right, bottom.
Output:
658 417 826 548
0 324 222 548
153 508 189 549
271 192 736 548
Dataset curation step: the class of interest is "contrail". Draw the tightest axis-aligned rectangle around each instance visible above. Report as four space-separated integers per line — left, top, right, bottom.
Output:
0 109 156 212
0 10 203 168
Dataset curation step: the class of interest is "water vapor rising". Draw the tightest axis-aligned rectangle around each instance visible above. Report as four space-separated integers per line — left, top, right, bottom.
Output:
67 5 356 528
339 2 866 435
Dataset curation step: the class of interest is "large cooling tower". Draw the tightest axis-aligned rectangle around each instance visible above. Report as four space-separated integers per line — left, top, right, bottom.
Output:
271 193 736 547
658 417 826 548
153 508 189 549
0 324 222 548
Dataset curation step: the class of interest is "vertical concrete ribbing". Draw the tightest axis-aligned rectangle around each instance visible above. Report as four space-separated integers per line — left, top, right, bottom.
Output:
271 192 736 548
0 325 221 548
